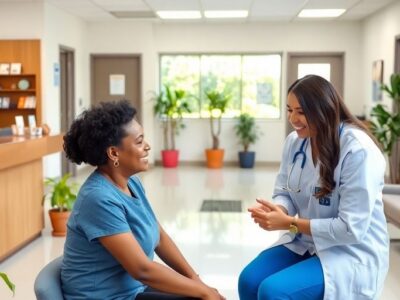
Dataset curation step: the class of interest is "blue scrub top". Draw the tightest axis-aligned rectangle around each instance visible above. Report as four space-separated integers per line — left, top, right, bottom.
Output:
61 171 160 300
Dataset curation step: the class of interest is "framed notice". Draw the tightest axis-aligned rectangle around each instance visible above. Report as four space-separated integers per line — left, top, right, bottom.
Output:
109 74 125 95
372 60 384 102
10 63 22 74
0 63 10 75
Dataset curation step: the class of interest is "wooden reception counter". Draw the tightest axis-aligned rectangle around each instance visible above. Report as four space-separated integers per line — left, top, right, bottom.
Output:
0 134 63 261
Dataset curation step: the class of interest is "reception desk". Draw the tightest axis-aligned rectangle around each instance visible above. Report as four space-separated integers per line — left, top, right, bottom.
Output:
0 134 63 261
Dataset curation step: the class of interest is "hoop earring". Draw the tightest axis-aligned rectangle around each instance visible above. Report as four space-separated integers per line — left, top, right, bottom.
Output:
113 160 119 167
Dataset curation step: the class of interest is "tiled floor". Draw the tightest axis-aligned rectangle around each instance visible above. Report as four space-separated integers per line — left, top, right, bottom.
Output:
0 165 399 299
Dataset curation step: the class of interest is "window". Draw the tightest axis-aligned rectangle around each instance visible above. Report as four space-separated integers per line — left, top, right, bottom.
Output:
160 54 282 118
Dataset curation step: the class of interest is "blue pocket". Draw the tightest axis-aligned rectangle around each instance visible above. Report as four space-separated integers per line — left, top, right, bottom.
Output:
315 187 331 206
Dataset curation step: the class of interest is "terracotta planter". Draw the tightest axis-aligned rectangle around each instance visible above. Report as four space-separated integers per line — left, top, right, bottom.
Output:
161 150 179 168
205 149 224 168
48 209 70 237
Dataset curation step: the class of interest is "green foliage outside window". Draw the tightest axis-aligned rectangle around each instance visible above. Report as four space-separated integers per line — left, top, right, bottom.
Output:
160 54 281 119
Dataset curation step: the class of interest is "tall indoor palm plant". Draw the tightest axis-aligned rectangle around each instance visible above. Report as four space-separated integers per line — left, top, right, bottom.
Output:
204 90 231 168
370 73 400 183
154 85 191 168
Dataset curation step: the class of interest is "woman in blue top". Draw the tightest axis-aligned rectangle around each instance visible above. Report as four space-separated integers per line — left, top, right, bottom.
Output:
238 75 389 300
62 101 224 300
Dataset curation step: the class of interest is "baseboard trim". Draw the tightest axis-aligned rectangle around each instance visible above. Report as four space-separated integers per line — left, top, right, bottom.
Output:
154 160 280 168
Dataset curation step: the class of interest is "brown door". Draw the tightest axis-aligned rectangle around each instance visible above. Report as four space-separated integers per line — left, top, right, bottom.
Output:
286 53 344 135
60 46 76 176
91 55 141 122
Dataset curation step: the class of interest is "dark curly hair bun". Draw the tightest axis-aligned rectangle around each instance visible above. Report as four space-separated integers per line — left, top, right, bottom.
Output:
63 100 137 166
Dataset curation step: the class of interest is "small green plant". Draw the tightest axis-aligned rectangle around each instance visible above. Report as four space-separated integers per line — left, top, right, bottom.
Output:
205 90 231 149
235 113 261 152
44 173 78 212
153 85 191 150
370 73 400 183
0 272 15 295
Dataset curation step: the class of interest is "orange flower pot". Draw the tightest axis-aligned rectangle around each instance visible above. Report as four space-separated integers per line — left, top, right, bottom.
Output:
205 149 224 168
49 209 70 237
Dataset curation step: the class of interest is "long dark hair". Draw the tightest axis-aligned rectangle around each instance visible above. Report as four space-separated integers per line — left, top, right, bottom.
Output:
288 75 377 198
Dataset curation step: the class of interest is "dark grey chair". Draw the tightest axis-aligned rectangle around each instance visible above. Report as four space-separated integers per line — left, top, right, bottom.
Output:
34 256 64 300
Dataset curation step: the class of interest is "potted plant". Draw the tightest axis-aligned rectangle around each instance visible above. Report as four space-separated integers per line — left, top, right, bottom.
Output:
44 173 78 236
235 113 261 168
370 73 400 183
204 90 231 168
154 85 191 168
0 272 15 295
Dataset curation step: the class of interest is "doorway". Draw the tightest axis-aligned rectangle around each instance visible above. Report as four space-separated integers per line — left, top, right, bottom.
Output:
60 46 76 176
286 53 344 135
91 55 142 122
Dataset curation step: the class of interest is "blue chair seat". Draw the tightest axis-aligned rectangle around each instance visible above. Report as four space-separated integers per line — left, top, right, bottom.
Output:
34 256 64 300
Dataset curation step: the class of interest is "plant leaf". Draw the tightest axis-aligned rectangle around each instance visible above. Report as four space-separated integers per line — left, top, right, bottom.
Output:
0 272 15 295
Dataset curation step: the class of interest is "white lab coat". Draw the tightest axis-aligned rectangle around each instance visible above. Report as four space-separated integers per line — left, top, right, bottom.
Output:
273 124 389 300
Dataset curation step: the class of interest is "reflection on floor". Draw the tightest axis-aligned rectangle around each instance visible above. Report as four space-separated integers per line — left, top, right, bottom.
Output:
0 165 399 299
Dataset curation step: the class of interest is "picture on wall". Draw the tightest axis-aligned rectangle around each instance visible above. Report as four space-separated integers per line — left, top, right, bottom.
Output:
0 63 10 75
372 60 384 102
10 63 22 74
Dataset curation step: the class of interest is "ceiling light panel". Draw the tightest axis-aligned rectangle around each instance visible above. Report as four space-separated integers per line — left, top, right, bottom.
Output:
298 9 346 18
157 10 201 19
201 0 252 10
146 0 200 11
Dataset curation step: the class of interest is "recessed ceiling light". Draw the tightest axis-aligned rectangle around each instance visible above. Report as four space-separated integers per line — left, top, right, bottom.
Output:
156 11 201 19
204 10 248 19
298 9 346 18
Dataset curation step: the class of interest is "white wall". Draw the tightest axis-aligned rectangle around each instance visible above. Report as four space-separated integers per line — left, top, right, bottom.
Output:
42 3 89 177
87 21 363 163
87 21 157 163
362 0 400 114
0 2 43 39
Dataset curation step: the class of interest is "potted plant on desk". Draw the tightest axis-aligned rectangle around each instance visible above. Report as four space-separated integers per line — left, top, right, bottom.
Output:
44 173 78 236
204 90 231 168
154 85 191 168
234 113 261 168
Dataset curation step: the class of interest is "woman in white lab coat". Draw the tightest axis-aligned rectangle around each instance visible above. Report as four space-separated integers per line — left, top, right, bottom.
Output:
238 75 389 300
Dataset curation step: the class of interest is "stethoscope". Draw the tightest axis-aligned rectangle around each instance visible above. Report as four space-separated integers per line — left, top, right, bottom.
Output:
283 123 344 193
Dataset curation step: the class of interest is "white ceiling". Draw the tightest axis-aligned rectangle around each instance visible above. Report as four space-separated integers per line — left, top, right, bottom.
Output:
1 0 397 22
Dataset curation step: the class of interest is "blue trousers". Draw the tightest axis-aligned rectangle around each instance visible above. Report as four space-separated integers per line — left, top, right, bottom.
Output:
238 245 324 300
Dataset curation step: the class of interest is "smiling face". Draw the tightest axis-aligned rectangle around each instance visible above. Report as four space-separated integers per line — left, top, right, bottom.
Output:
287 92 315 139
116 119 151 174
